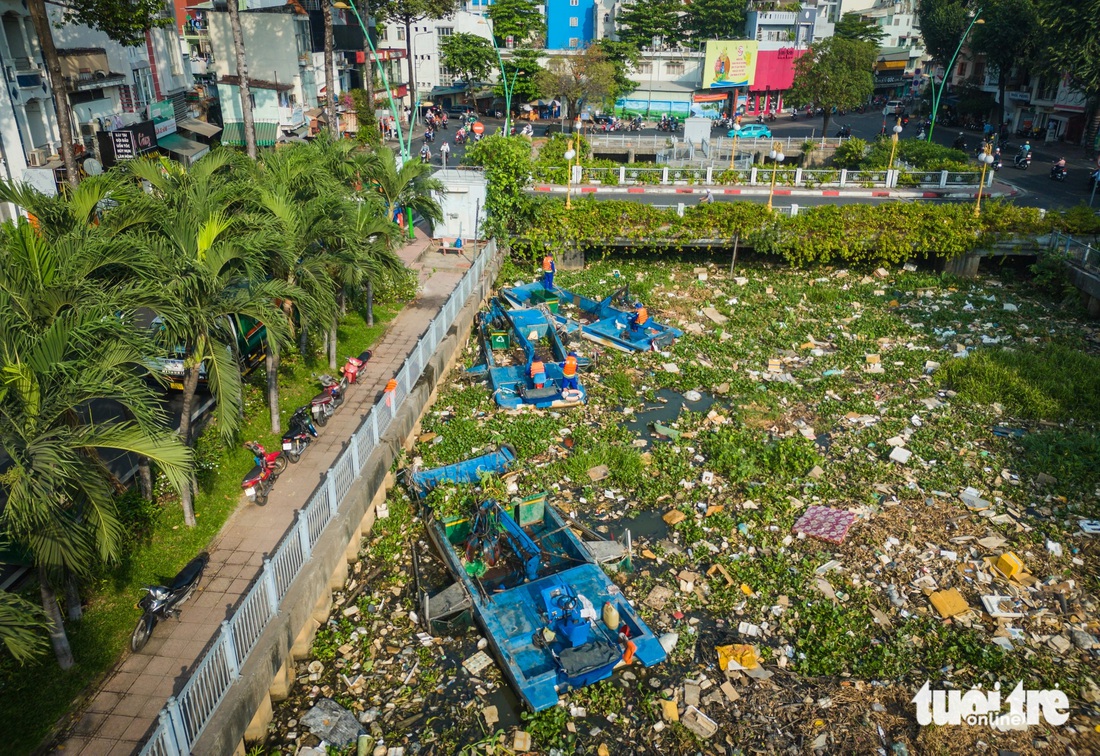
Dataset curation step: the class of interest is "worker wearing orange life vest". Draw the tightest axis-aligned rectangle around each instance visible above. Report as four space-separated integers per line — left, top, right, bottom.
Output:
561 352 579 391
629 302 648 332
541 252 556 290
529 359 546 388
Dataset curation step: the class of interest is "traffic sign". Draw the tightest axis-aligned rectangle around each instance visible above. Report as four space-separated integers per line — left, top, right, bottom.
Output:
471 121 485 135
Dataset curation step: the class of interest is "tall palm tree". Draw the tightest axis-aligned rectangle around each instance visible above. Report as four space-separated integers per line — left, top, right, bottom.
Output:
125 154 295 526
0 590 48 665
360 144 444 228
227 0 258 159
0 220 191 667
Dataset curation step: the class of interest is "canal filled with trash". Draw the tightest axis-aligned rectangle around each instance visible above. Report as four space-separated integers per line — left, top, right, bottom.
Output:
263 258 1100 756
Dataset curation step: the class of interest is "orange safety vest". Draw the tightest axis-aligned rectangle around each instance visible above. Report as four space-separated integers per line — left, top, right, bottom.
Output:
542 256 554 272
530 360 545 377
635 307 648 326
563 355 577 377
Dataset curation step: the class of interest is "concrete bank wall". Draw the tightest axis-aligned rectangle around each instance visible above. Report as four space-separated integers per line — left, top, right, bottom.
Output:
193 247 504 756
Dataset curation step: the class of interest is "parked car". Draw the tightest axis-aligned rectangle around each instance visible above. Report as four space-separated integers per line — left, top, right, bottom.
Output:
730 124 772 139
447 104 476 116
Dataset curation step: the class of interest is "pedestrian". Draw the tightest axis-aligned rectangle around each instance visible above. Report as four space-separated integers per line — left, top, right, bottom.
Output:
440 140 450 168
541 252 556 291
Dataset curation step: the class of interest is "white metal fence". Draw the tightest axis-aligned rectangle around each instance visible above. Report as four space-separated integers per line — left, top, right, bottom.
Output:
138 241 494 756
1049 230 1100 273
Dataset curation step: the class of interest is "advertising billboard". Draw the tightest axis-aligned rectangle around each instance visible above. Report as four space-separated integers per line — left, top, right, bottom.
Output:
702 40 758 89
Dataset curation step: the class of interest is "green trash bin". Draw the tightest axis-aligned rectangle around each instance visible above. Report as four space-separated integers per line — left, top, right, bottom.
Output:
489 330 510 349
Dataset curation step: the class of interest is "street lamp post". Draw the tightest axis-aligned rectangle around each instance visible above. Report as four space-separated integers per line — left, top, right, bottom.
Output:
728 121 741 172
766 141 785 212
335 0 410 161
928 10 984 142
974 142 994 216
477 18 520 136
887 118 904 183
564 140 577 209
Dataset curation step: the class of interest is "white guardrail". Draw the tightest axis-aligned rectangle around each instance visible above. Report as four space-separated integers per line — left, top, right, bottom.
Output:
139 241 494 756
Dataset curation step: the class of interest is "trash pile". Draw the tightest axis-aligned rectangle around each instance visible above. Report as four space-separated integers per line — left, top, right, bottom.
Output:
266 259 1100 755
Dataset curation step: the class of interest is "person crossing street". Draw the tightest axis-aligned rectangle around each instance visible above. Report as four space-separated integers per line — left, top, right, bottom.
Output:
440 140 450 168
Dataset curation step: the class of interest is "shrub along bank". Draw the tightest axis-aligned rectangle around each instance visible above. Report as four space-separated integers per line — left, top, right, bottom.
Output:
512 199 1100 266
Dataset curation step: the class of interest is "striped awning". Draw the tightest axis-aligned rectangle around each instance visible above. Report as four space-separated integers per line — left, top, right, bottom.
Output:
220 121 279 147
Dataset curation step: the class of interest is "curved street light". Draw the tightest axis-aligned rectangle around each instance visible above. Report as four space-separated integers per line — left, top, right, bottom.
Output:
974 143 995 216
928 10 984 142
728 121 742 172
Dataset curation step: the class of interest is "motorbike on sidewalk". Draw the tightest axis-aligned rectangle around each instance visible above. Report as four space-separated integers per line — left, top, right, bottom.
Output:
130 552 209 652
241 441 285 505
281 406 319 463
342 349 373 384
310 372 348 427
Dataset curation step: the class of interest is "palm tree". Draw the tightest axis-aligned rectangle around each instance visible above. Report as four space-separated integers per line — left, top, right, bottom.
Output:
333 202 405 332
0 590 48 665
361 145 444 229
227 0 258 159
0 220 191 667
125 154 295 526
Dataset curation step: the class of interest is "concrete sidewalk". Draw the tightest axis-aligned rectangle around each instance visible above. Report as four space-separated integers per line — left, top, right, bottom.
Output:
51 229 473 756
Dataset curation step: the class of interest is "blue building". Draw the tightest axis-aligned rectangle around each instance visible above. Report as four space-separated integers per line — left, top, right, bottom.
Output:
545 0 595 50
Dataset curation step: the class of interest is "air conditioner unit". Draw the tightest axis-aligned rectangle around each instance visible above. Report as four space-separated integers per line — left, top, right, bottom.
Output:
27 148 47 167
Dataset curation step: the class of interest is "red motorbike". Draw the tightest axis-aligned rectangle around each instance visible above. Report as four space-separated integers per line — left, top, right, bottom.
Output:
310 373 347 427
241 441 287 506
342 349 373 384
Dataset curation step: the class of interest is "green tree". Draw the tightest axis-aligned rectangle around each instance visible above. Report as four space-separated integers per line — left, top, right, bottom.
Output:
1034 0 1100 146
787 37 876 137
487 0 545 47
494 49 546 106
681 0 748 44
440 32 497 105
0 591 48 665
615 0 684 50
970 0 1039 126
592 39 639 107
833 12 888 45
350 89 381 146
916 0 971 67
537 46 617 123
125 153 295 526
464 134 534 238
376 0 460 106
361 146 443 231
27 0 171 184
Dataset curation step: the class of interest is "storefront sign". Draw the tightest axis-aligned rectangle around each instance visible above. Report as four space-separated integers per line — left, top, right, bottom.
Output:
150 100 177 138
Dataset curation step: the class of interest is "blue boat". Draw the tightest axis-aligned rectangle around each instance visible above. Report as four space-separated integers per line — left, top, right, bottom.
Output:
501 282 683 353
473 298 586 410
408 445 517 499
416 484 666 711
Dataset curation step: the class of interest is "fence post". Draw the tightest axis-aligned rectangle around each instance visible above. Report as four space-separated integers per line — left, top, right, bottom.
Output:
839 169 847 187
350 436 360 477
327 474 339 517
165 696 190 753
221 620 240 679
791 204 799 216
750 167 758 186
157 710 182 756
619 166 626 184
296 509 312 558
939 170 948 188
262 558 279 613
794 168 803 186
706 166 713 184
661 167 669 184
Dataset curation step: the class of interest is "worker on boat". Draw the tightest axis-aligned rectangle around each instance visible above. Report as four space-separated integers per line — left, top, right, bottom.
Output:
629 302 649 333
560 352 579 391
541 252 556 291
529 359 546 389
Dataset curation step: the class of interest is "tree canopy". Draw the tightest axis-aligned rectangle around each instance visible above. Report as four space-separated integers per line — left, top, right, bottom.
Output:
439 32 497 88
833 12 887 45
787 37 876 136
486 0 545 47
1034 0 1100 101
537 46 618 122
968 0 1039 124
592 39 639 105
493 48 546 105
615 0 684 50
916 0 972 66
680 0 748 44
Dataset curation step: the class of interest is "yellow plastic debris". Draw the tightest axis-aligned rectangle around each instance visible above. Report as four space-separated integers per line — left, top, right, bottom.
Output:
717 643 759 671
994 552 1025 580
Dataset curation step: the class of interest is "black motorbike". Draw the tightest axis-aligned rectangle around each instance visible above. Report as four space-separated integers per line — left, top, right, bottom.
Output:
836 125 852 138
281 405 319 463
1013 152 1032 170
1050 164 1068 182
131 552 209 652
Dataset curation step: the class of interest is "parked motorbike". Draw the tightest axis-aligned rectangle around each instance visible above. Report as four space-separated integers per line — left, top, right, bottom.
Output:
310 373 347 426
241 441 285 505
342 349 373 384
130 552 209 652
1050 164 1068 182
1013 152 1032 170
281 406 319 463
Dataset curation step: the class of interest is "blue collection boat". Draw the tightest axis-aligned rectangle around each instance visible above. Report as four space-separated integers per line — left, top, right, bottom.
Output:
472 298 586 409
410 453 666 712
501 282 683 353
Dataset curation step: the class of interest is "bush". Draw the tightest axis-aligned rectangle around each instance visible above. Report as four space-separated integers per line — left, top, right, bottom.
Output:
832 137 867 169
862 138 969 171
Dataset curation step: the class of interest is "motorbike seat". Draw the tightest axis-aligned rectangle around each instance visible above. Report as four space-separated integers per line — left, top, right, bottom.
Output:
312 391 332 404
244 464 265 483
170 554 208 592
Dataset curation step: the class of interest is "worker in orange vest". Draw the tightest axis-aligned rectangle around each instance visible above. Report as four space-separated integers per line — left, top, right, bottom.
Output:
560 352 579 391
529 359 546 388
541 252 556 290
629 302 649 332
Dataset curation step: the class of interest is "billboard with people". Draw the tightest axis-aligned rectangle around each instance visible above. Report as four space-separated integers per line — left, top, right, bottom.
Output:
702 40 758 89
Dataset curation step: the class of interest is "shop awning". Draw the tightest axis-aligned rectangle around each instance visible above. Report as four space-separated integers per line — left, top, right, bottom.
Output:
158 132 209 160
177 118 222 138
220 121 279 147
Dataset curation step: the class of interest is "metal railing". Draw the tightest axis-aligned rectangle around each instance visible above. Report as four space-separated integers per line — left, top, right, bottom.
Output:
139 241 494 756
1049 230 1100 272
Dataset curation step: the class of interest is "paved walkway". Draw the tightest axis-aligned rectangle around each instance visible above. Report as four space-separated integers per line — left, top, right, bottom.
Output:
52 229 475 756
